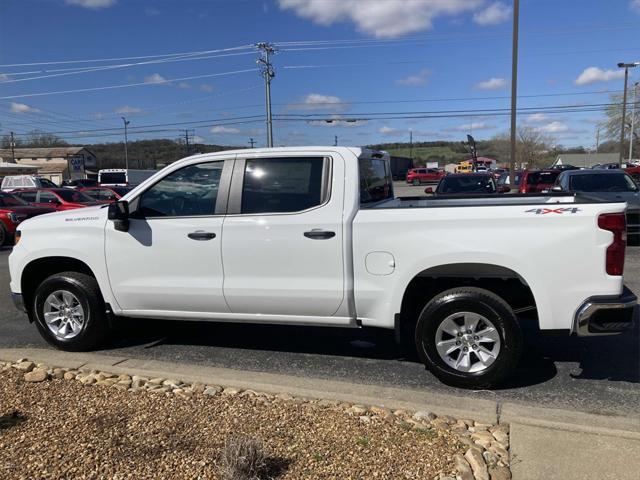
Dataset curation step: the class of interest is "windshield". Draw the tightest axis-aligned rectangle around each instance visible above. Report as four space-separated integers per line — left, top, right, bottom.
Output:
570 173 638 192
111 187 132 196
497 172 521 186
99 172 126 184
55 189 96 203
437 176 496 194
39 178 58 188
526 171 560 185
0 192 28 206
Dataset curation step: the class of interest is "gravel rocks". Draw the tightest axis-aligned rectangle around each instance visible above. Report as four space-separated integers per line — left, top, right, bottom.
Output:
0 358 512 479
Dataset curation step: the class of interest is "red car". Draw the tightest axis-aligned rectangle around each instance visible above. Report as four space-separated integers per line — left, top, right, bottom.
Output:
625 164 640 182
406 168 446 185
0 191 54 245
519 169 561 194
12 188 101 210
424 173 509 195
79 186 132 203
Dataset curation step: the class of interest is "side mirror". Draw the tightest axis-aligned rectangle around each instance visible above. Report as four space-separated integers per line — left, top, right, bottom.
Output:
424 186 434 194
108 200 130 232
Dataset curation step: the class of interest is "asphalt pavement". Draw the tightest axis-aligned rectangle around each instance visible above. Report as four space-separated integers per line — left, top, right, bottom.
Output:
0 245 638 418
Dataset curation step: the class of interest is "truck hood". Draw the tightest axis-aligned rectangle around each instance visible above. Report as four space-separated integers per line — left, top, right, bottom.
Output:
18 204 108 231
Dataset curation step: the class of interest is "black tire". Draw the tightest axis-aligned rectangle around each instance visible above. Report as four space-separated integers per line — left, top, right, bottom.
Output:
0 223 6 247
32 271 109 351
415 287 522 389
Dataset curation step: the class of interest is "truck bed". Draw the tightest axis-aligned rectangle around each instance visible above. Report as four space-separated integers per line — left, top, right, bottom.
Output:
367 193 617 209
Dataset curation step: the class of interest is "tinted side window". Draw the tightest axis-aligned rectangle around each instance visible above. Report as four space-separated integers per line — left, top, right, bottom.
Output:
17 191 37 202
359 158 393 204
138 161 223 217
39 191 58 203
241 157 326 214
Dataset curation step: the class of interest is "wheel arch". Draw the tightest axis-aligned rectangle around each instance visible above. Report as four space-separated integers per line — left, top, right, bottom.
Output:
396 262 539 342
21 256 97 318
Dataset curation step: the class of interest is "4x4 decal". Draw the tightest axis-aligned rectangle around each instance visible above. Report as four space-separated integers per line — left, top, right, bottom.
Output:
525 207 581 214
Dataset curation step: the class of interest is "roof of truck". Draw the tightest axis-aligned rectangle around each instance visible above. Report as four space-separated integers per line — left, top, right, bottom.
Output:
182 146 387 159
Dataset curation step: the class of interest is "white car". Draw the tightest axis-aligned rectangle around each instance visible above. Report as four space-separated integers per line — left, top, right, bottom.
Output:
1 175 58 192
8 147 637 388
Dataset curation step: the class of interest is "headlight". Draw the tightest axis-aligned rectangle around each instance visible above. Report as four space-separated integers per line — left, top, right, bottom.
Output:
14 230 21 245
7 212 18 224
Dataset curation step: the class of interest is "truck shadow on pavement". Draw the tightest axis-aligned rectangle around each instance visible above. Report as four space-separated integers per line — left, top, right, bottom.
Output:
104 310 639 390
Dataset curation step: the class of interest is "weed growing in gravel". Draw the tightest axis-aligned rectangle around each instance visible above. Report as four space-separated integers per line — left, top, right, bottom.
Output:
398 421 413 431
415 427 437 440
356 436 370 446
220 435 268 480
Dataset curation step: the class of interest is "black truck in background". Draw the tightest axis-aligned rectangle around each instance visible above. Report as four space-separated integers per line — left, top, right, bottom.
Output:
390 156 414 181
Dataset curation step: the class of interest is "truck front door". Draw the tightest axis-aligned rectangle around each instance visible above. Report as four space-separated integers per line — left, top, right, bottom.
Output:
221 155 346 319
105 159 231 314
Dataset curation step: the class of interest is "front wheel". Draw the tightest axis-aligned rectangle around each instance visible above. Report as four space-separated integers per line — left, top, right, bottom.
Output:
32 271 110 351
415 287 522 389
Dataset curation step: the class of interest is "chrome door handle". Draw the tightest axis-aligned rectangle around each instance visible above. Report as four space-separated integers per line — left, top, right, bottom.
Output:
187 231 216 241
304 230 335 240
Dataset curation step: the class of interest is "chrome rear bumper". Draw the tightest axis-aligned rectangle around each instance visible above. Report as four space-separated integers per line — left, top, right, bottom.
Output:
574 287 637 336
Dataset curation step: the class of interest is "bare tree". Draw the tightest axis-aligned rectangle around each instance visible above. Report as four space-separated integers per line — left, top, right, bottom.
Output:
23 130 68 148
604 89 640 156
486 127 555 168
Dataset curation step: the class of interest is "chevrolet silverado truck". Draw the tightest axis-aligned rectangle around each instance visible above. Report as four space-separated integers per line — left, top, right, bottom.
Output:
8 147 637 388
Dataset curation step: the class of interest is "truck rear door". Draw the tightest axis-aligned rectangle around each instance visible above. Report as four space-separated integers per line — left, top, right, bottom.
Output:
221 154 346 318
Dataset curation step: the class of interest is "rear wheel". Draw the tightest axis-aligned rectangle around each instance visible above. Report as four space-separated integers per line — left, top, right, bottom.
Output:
32 272 109 351
0 223 7 246
412 178 420 186
415 287 522 389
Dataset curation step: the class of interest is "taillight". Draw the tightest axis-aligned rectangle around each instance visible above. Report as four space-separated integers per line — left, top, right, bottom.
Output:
598 213 626 276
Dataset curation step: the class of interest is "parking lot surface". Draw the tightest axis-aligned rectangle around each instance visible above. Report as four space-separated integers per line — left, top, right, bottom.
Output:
0 247 638 418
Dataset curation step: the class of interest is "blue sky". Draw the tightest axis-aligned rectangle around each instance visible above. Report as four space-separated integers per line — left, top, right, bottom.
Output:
0 0 639 148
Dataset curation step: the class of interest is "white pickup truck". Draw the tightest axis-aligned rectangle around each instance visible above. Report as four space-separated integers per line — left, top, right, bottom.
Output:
8 147 637 388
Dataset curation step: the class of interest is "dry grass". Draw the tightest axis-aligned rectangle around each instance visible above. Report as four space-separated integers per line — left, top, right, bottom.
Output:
220 436 267 480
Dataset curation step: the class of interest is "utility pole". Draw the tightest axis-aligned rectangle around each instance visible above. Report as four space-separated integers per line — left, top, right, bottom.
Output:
9 131 15 163
595 127 600 153
256 42 276 148
409 130 413 159
185 130 190 156
121 116 130 169
334 135 338 146
509 0 520 187
249 138 256 148
617 62 639 165
629 81 638 162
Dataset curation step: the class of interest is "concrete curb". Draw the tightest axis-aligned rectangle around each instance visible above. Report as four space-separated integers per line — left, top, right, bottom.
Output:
1 347 638 439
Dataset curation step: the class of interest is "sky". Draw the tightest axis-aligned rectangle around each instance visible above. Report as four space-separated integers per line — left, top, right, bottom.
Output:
0 0 639 149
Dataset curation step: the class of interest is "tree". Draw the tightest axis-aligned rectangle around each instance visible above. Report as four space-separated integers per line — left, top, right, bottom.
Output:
485 127 556 168
22 130 68 148
603 89 640 157
0 134 22 149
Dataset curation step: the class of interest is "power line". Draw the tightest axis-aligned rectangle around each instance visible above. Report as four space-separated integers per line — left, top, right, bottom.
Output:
0 44 254 68
0 68 259 100
0 51 257 84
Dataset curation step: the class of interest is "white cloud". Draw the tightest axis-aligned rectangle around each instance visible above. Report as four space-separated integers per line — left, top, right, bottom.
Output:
379 126 400 135
144 73 170 85
192 135 205 143
537 121 569 133
525 113 549 124
278 0 482 38
631 0 640 13
210 126 240 134
199 84 214 92
65 0 116 9
290 93 347 111
473 2 511 26
396 68 431 87
0 74 8 81
575 67 625 85
451 122 493 131
475 77 507 90
177 82 191 89
10 102 39 113
115 105 142 114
